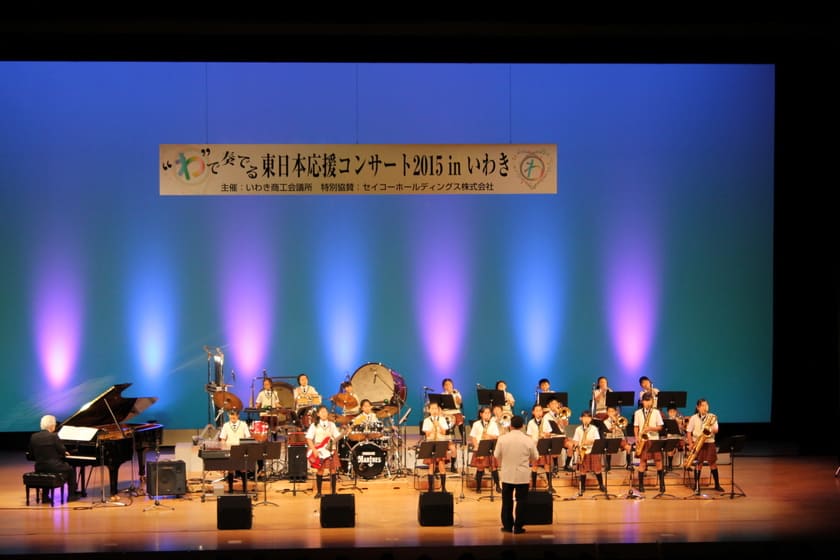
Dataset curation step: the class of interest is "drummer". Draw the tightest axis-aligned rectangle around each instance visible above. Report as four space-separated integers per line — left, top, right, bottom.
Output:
337 381 360 416
352 399 379 428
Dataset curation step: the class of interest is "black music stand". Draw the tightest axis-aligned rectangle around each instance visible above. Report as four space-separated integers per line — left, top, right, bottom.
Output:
648 439 679 499
605 391 635 413
716 435 746 499
656 391 687 411
538 391 568 409
254 441 282 507
417 441 450 492
477 389 505 409
474 439 498 502
427 393 457 411
592 438 621 500
537 437 566 499
228 443 257 497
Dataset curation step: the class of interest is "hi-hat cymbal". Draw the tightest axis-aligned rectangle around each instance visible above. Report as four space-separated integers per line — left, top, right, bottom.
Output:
331 394 358 409
213 391 243 411
375 405 398 418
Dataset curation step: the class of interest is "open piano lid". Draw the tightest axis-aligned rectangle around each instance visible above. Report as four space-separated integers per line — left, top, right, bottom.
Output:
59 382 158 433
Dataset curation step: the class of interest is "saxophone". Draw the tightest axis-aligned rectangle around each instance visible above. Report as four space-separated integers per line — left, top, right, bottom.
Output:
635 407 654 458
577 425 592 462
682 413 717 468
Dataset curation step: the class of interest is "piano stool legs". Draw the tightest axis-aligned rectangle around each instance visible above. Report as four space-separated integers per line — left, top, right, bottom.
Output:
23 473 66 506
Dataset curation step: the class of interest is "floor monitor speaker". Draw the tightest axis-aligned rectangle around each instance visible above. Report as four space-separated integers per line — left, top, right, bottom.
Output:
146 460 187 496
418 491 453 526
320 493 355 527
217 494 252 530
521 490 553 525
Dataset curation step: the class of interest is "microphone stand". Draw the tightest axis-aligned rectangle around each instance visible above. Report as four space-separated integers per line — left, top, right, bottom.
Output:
143 432 173 511
92 437 126 508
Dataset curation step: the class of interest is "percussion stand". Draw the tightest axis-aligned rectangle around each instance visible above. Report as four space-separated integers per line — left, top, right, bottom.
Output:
391 407 412 479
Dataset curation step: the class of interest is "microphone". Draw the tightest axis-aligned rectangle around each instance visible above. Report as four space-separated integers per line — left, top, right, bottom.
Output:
231 370 236 381
476 383 483 388
423 386 433 391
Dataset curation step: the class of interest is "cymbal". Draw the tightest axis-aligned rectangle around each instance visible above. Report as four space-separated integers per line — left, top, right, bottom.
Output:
331 393 358 409
213 391 243 411
328 413 353 425
375 405 398 418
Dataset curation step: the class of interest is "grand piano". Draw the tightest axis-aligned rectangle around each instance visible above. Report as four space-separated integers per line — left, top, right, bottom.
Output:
58 383 163 497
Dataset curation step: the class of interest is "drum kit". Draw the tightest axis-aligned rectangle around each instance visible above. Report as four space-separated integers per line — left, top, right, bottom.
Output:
202 354 409 482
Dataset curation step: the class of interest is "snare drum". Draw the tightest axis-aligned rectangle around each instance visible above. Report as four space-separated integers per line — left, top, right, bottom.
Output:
251 420 269 442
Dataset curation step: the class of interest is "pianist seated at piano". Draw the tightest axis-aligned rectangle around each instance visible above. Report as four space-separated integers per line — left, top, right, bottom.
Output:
28 414 80 501
219 408 252 493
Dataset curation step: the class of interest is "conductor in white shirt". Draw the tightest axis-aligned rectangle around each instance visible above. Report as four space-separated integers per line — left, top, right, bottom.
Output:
493 414 539 534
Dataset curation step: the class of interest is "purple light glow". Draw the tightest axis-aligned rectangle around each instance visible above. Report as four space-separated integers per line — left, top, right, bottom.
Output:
605 232 660 374
220 220 275 377
32 248 84 388
412 202 472 375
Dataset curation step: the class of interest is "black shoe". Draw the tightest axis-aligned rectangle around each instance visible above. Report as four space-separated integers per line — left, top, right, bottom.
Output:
713 486 725 492
513 527 526 534
599 486 607 493
548 487 556 494
314 493 322 499
604 466 611 472
501 527 512 533
563 466 574 473
495 485 502 493
67 493 80 502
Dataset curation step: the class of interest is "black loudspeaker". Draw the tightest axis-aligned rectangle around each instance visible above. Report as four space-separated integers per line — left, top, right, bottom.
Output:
418 492 453 526
287 446 308 480
320 493 355 527
217 495 252 530
146 460 187 496
521 490 553 525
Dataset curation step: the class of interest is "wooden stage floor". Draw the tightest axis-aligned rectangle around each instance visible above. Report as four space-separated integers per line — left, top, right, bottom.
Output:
2 448 839 560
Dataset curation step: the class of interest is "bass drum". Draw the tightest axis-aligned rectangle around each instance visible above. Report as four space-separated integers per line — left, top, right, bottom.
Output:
351 442 387 479
350 362 407 408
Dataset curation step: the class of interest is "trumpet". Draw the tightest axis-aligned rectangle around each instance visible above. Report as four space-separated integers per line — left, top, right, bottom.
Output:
615 416 628 429
558 406 572 419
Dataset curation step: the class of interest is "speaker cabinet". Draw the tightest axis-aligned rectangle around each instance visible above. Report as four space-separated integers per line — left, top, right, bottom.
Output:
418 492 453 526
320 493 355 527
217 495 252 530
287 445 308 481
521 490 553 525
146 460 187 496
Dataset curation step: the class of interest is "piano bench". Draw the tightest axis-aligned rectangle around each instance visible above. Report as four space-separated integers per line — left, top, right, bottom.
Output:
23 472 66 506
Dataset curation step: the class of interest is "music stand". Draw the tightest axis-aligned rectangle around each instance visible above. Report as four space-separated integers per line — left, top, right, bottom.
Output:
605 391 635 412
716 435 746 499
417 441 450 492
474 439 498 502
656 391 687 411
537 437 565 499
477 389 505 408
538 392 568 409
228 443 258 497
427 393 457 411
592 438 621 500
647 439 679 499
254 441 282 506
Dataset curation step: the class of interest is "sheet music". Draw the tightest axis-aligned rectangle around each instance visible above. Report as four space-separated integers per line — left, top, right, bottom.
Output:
58 425 100 441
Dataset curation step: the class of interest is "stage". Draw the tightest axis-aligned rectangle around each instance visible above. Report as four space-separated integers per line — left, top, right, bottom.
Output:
2 443 838 560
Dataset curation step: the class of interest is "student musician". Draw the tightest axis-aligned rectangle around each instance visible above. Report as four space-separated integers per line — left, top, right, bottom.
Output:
526 404 552 492
305 405 342 498
469 406 501 493
632 392 665 496
492 404 511 436
684 398 725 493
421 401 452 492
534 378 551 405
637 376 660 409
440 378 464 471
255 376 280 409
665 405 687 471
495 380 516 415
591 376 611 419
218 408 252 493
542 398 575 472
572 411 606 495
603 405 634 471
337 381 360 416
294 373 320 407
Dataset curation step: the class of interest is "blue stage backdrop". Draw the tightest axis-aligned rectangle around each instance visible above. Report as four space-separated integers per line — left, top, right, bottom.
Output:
0 62 774 431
